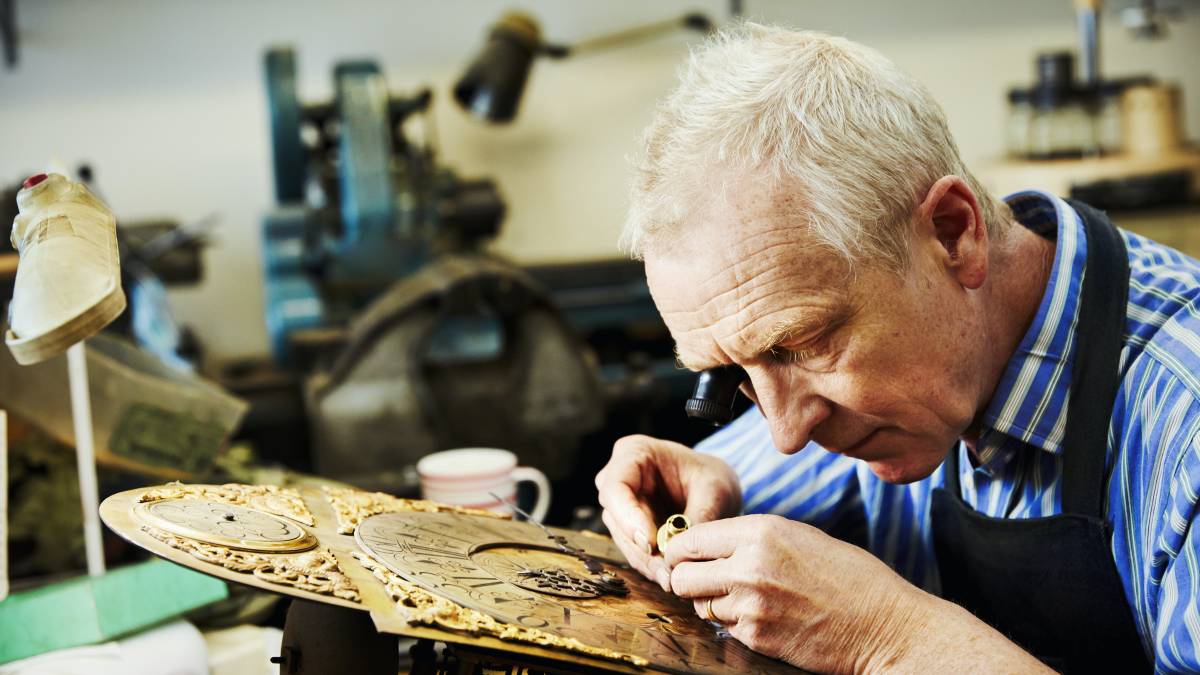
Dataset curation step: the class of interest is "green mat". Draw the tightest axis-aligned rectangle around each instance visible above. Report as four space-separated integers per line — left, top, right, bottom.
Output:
0 558 227 664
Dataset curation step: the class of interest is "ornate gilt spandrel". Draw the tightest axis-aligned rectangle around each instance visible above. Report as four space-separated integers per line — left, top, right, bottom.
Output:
353 550 647 667
138 481 314 526
322 485 509 535
143 526 360 602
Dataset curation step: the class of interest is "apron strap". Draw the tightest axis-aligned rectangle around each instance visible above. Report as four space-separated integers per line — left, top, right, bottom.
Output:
944 443 962 496
1061 199 1129 518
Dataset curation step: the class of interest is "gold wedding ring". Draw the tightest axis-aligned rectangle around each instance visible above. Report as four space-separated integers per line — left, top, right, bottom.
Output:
704 596 717 622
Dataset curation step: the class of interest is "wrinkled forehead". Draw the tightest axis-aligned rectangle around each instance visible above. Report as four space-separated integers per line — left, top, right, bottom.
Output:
644 193 851 368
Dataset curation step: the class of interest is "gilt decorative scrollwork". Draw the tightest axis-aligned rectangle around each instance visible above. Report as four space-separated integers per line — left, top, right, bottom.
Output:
323 485 509 535
352 551 647 667
144 526 360 602
138 481 315 526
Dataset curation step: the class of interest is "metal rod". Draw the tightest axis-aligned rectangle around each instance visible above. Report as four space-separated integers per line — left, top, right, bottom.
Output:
1076 0 1101 85
1 410 8 600
67 342 105 577
0 0 16 69
565 14 712 57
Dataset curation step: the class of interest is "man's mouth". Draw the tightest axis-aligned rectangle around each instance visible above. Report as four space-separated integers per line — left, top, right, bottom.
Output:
828 429 879 457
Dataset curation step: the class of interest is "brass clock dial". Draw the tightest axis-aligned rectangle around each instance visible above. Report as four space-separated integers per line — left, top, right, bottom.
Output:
356 511 790 674
133 498 317 553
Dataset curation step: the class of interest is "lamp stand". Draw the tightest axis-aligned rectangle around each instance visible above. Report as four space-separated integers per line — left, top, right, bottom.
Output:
66 341 105 577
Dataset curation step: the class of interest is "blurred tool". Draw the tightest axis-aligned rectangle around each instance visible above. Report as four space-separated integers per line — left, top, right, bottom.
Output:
2 166 209 369
5 173 126 577
260 49 610 495
1076 0 1101 86
1 410 6 601
261 47 505 365
454 11 713 123
0 334 247 483
460 10 762 434
244 28 725 516
657 513 691 552
0 0 15 68
304 255 603 492
6 174 125 365
1121 0 1183 38
985 0 1200 208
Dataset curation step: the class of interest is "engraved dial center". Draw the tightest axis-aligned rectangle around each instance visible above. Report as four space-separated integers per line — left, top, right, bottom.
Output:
133 498 317 553
472 546 608 599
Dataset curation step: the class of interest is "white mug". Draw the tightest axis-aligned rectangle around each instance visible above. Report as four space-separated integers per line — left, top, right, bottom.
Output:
416 448 551 523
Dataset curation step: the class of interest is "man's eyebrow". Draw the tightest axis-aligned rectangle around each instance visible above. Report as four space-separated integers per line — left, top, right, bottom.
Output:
749 307 851 357
672 306 854 371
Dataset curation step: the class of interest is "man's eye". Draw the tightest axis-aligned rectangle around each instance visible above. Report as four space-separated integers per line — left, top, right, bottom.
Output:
768 345 818 363
768 339 837 370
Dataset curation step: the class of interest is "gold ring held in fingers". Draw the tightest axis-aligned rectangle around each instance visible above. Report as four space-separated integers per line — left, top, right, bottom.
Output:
704 596 716 622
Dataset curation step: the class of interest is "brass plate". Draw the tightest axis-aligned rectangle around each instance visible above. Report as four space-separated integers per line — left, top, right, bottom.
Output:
101 484 802 674
133 498 317 553
356 510 791 674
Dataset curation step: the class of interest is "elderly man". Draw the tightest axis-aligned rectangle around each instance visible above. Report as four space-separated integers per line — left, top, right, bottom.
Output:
595 24 1200 674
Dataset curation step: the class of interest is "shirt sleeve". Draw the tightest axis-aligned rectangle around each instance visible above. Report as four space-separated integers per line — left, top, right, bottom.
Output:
1150 432 1200 673
695 406 867 547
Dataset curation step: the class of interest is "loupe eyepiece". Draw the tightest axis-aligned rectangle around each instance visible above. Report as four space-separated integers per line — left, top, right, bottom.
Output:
685 365 748 425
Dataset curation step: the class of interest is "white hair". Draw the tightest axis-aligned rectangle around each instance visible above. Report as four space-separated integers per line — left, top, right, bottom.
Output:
623 23 1009 267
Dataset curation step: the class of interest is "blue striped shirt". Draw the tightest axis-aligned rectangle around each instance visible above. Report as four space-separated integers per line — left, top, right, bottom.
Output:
696 191 1200 673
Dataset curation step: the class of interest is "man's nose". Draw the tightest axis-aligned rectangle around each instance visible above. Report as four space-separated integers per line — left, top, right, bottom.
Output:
749 369 830 454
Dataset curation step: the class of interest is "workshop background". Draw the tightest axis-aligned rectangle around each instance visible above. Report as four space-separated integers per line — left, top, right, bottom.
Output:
3 0 1196 361
2 0 1200 673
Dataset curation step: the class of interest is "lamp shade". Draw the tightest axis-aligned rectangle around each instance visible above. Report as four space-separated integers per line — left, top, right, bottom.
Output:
453 13 542 124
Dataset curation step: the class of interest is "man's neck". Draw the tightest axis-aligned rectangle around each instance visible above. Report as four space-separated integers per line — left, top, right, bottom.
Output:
961 218 1057 453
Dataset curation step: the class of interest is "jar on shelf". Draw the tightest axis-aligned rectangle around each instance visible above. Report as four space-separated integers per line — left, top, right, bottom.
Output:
1029 90 1094 159
1094 81 1125 155
1006 88 1033 159
1027 52 1093 159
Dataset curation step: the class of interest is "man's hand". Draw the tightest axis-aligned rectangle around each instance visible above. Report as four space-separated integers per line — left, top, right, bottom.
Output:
664 515 1052 674
595 435 742 591
664 514 920 672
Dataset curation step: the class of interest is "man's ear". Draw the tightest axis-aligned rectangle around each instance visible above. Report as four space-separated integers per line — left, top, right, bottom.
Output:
916 175 988 290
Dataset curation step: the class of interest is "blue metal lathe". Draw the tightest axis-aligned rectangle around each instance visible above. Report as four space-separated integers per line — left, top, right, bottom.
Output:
261 47 505 365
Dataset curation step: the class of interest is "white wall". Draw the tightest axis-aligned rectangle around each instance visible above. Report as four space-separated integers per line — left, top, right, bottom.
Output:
2 1 1198 362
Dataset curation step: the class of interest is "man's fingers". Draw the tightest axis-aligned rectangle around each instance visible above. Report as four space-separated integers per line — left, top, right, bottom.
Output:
671 558 737 598
662 519 743 567
602 508 671 591
601 508 648 572
692 593 737 625
596 477 656 557
600 506 657 576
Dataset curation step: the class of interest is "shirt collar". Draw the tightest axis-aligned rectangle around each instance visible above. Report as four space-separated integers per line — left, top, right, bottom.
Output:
977 190 1088 460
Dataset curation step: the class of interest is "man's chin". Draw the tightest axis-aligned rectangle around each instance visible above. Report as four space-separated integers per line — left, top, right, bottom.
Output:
864 455 943 485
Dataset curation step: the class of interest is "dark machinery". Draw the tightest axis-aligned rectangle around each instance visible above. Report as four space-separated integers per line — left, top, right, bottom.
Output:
304 255 604 489
258 47 610 496
244 40 726 514
261 47 505 365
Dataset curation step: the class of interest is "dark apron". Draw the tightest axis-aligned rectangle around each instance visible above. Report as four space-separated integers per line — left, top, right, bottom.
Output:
930 200 1150 673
